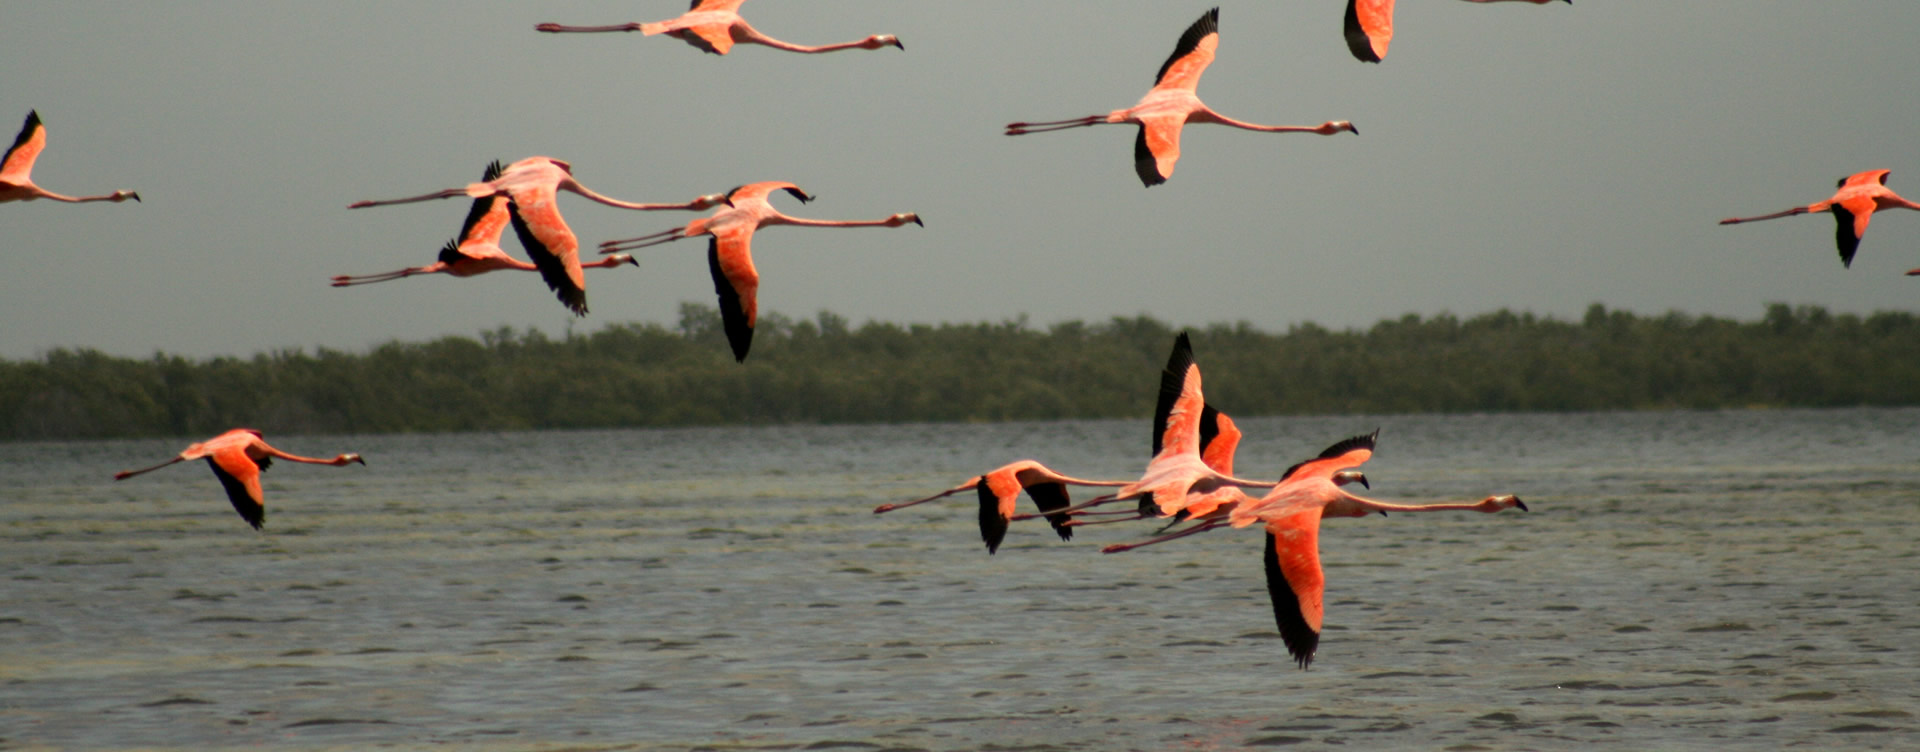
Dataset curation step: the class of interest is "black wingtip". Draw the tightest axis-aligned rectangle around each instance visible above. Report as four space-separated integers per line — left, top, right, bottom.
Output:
1154 7 1221 85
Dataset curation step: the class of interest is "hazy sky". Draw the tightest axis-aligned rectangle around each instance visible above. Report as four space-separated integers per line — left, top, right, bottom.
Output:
6 2 1918 360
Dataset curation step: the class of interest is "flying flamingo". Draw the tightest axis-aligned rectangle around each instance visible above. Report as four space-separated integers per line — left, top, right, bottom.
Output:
1103 430 1528 669
1721 169 1920 272
873 461 1129 554
1005 8 1356 187
112 428 366 530
1026 333 1277 526
878 408 1242 553
0 110 139 204
535 0 903 55
598 181 922 361
1345 0 1572 64
348 156 723 315
332 161 640 288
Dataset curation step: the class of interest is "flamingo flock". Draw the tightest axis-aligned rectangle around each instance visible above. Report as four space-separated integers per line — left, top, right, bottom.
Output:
20 1 1905 671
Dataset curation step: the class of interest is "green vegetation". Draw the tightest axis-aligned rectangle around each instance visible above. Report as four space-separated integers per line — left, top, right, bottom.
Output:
5 303 1917 441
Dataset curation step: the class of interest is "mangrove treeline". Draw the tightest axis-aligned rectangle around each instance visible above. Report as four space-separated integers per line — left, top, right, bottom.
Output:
6 302 1918 441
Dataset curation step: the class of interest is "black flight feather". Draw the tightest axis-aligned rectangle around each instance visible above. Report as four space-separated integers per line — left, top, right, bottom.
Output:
975 479 1009 554
708 237 754 362
1280 429 1379 482
506 200 588 316
1265 531 1320 668
1134 126 1166 187
1024 481 1075 542
1155 7 1219 85
1831 204 1861 268
1343 0 1383 63
4 110 40 167
205 456 265 530
1150 332 1196 456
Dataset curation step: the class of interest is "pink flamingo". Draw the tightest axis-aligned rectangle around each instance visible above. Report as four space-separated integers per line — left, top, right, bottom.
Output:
1025 333 1278 525
1104 430 1528 669
332 161 640 288
874 461 1129 554
1 110 139 204
1346 0 1571 64
112 428 366 530
1721 169 1920 272
598 181 922 361
1005 8 1356 187
349 156 723 315
536 0 902 55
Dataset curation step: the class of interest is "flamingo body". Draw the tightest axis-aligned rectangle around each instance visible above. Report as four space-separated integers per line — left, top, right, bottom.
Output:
349 156 721 315
1105 333 1277 517
0 110 139 204
536 0 902 55
599 181 921 361
875 460 1130 554
1721 169 1920 270
332 161 643 288
112 428 365 530
1005 8 1356 187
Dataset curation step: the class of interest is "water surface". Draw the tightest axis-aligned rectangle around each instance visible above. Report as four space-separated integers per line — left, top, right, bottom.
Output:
3 409 1917 750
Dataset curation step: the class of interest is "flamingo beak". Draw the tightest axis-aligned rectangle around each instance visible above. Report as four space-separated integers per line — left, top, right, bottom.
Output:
1512 497 1529 512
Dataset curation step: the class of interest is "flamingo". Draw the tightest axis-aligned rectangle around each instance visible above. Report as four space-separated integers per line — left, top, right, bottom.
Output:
112 428 365 530
332 161 640 288
1345 0 1572 64
873 461 1129 554
1004 8 1356 188
1720 169 1920 271
1025 333 1277 525
1104 430 1528 669
0 110 139 204
598 181 922 361
535 0 902 55
348 156 723 315
879 408 1242 553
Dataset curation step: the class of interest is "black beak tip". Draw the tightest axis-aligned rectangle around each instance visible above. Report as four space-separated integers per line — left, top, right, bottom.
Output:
1514 497 1529 512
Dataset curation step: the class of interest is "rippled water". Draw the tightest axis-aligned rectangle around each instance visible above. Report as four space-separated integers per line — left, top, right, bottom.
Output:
2 409 1917 750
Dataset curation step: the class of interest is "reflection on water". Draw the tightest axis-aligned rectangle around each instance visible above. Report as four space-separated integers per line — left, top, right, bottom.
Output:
2 409 1916 750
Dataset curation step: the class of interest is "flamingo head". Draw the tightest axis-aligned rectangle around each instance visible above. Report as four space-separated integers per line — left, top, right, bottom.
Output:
1331 470 1369 489
887 212 924 228
691 193 729 210
335 453 367 466
608 253 638 267
112 190 140 203
1321 121 1359 136
864 34 904 50
1480 494 1527 513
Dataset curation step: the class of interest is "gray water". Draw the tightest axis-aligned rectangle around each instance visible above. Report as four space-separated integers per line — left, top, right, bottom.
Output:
2 409 1916 751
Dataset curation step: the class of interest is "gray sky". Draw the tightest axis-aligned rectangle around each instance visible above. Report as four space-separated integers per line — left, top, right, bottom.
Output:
6 1 1918 360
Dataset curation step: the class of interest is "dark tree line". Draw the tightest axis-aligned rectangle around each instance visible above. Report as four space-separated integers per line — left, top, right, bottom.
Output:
5 302 1917 441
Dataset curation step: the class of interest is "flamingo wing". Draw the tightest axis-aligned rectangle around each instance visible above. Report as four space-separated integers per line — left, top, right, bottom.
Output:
1263 510 1326 668
975 473 1019 554
1 110 46 183
707 227 761 362
1153 8 1219 90
1831 196 1879 268
1344 0 1394 63
1198 406 1240 475
204 448 268 530
1279 430 1378 483
506 195 589 315
1148 332 1205 460
1020 480 1075 543
1133 116 1186 187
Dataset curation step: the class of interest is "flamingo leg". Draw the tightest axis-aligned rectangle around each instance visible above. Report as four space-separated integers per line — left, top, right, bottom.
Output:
347 188 470 209
535 22 644 33
1719 206 1812 225
598 229 688 254
1010 492 1126 520
1101 520 1229 554
330 268 430 286
1005 117 1104 135
113 456 186 481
